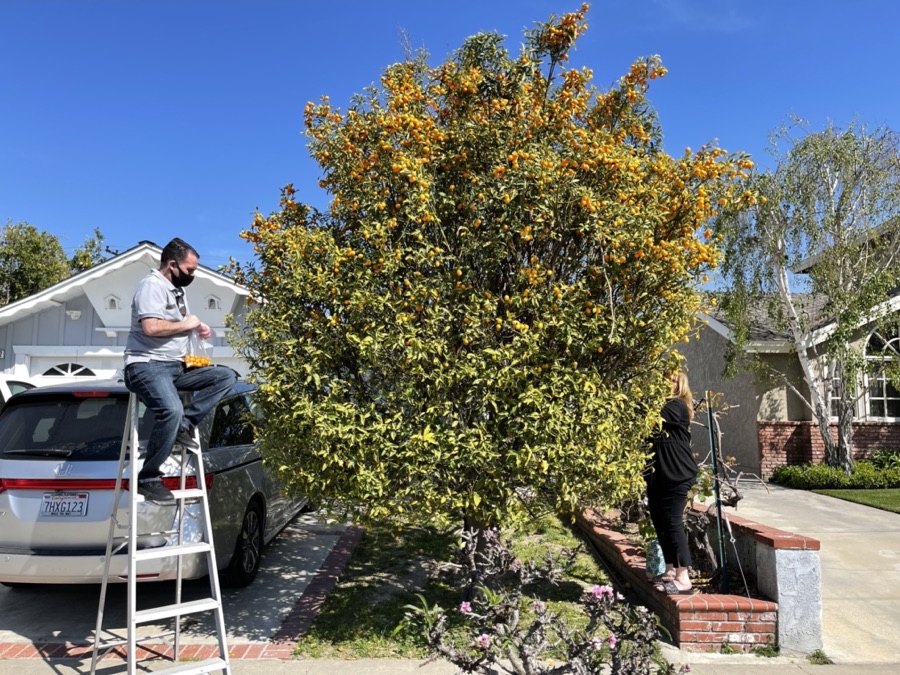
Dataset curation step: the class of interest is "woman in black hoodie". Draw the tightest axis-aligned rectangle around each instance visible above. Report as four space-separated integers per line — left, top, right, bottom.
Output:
646 371 698 594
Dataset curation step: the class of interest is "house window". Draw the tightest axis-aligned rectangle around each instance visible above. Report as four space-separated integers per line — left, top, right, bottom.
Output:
865 328 900 419
43 363 96 377
207 296 221 310
106 296 121 310
828 372 843 417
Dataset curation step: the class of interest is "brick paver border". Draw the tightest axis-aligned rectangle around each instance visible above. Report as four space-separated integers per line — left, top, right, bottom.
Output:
0 524 365 662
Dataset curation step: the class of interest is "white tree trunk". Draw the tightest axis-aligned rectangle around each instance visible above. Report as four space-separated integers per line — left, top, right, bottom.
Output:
772 235 848 472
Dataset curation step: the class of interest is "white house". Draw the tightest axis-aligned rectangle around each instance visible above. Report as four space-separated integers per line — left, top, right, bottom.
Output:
0 241 251 384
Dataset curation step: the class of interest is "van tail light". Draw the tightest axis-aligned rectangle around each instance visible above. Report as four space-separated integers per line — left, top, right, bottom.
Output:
0 476 213 492
1 478 117 491
161 474 214 491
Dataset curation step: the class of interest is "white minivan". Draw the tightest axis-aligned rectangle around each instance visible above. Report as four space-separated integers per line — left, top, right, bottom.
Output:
0 378 305 588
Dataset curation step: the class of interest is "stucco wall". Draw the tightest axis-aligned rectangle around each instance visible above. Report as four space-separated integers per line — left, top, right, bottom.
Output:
677 327 764 474
758 353 810 422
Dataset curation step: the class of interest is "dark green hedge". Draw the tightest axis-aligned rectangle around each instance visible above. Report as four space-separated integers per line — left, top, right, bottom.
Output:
771 456 900 490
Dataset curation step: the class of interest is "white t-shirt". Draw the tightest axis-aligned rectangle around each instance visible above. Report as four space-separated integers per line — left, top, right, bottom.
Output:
124 269 191 365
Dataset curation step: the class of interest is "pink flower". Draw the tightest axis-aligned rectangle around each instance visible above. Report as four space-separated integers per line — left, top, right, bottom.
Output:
590 584 614 598
459 601 472 614
590 637 603 650
608 634 618 648
476 633 491 649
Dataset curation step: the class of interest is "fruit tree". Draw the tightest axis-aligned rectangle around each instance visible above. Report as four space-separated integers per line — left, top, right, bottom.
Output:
228 5 752 528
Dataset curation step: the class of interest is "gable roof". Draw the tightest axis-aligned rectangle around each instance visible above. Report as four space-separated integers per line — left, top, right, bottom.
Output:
0 240 248 327
702 288 900 353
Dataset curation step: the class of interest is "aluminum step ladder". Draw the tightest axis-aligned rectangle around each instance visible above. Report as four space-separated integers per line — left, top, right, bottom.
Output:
90 392 231 675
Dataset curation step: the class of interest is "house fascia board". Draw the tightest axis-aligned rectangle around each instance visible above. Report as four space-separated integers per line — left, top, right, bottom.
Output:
0 243 157 324
696 312 734 341
746 340 794 354
805 293 900 347
791 218 900 274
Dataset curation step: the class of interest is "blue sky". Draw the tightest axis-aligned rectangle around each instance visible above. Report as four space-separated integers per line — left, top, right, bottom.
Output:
3 0 899 269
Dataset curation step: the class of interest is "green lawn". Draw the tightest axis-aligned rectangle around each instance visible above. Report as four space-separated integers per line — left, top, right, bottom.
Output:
811 488 900 514
292 513 610 659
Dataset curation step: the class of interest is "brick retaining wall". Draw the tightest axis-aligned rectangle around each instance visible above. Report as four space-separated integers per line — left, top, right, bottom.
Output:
757 420 900 478
576 510 777 653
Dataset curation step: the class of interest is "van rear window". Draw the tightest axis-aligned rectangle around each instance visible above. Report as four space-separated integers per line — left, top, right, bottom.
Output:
0 395 142 461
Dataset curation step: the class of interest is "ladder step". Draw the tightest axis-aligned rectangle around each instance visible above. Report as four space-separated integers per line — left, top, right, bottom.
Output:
134 597 221 624
172 488 205 500
93 629 177 650
138 528 179 538
145 657 229 675
134 488 205 503
133 541 212 561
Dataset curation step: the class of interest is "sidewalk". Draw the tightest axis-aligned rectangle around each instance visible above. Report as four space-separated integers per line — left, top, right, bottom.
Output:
2 654 899 674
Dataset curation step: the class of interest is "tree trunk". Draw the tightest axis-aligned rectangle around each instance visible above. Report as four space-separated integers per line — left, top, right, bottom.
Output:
462 516 488 602
771 239 851 473
816 405 841 471
831 398 855 474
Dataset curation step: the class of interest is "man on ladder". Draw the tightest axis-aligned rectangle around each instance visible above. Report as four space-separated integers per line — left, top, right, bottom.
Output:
90 237 238 675
123 237 236 504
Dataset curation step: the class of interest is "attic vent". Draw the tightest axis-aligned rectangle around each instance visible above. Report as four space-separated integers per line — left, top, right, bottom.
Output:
207 296 221 310
105 295 121 310
43 363 96 377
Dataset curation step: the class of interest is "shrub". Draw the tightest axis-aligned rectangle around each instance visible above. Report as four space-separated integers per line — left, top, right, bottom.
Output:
770 463 848 489
402 528 684 674
870 448 900 471
847 461 900 488
770 462 900 489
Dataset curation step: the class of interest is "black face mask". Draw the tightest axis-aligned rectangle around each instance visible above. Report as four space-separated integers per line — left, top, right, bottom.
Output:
171 263 195 288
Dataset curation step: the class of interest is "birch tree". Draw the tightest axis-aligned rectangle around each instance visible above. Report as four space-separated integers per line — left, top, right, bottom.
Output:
718 121 900 473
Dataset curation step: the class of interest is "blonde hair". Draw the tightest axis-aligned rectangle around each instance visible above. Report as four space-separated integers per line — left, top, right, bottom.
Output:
670 371 694 420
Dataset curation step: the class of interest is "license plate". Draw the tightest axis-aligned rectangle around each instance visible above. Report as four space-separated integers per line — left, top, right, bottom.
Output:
40 491 89 517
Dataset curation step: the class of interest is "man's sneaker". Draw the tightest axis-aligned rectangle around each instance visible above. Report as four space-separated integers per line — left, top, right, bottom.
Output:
175 426 200 451
138 480 175 506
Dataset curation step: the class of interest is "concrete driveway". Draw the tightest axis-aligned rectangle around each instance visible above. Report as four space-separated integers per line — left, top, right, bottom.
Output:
722 480 900 664
0 512 353 654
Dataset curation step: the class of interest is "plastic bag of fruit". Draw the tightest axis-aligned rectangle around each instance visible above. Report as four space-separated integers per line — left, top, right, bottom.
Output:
185 331 212 368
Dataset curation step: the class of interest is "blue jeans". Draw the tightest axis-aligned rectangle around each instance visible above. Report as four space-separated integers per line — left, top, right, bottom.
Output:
124 361 237 481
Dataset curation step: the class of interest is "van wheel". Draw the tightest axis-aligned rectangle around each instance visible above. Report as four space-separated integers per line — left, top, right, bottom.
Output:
222 502 263 588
